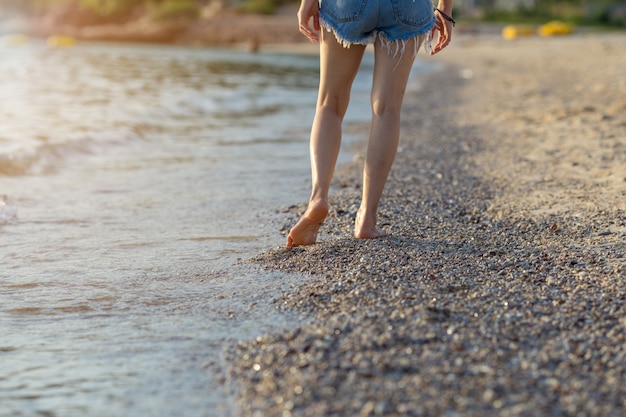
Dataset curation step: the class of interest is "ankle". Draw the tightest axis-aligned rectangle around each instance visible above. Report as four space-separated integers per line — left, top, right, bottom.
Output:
305 199 329 222
308 198 329 213
355 207 376 230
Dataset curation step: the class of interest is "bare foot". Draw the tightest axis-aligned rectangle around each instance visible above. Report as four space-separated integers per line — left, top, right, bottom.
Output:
286 201 329 247
354 227 388 240
354 209 388 240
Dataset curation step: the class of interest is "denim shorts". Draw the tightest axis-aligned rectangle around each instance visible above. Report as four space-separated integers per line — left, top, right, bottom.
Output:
319 0 435 50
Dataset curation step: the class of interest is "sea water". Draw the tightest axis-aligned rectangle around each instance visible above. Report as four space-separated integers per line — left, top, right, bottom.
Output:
0 40 430 416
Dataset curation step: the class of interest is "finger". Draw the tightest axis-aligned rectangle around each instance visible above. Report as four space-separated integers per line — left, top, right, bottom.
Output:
429 17 443 55
297 9 320 42
432 37 448 55
441 23 452 49
430 22 452 55
301 26 319 43
297 17 315 42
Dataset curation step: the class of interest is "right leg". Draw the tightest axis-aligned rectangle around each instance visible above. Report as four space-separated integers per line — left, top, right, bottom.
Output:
287 30 366 247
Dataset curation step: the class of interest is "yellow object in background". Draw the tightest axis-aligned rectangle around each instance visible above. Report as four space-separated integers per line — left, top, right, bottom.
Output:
502 25 536 40
47 35 76 48
1 34 29 46
538 21 575 37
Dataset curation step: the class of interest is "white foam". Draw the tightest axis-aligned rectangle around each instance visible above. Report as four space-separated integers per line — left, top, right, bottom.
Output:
0 198 17 225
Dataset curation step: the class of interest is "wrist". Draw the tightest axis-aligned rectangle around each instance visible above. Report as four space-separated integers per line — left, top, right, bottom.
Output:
434 7 456 26
436 2 453 14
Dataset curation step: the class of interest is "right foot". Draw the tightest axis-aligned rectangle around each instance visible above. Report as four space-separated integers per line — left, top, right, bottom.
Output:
286 201 329 247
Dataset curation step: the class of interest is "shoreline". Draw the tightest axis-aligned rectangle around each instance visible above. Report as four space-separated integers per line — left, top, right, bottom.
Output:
227 32 625 416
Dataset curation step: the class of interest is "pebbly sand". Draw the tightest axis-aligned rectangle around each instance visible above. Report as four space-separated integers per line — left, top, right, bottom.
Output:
223 28 626 417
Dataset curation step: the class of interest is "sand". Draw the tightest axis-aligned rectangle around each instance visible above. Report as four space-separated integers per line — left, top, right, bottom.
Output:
225 28 626 417
5 9 624 415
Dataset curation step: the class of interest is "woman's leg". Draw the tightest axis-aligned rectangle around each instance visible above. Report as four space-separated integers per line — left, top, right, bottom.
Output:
354 37 421 239
287 30 366 247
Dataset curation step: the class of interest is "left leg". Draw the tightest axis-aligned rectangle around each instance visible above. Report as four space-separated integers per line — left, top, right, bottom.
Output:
355 36 422 239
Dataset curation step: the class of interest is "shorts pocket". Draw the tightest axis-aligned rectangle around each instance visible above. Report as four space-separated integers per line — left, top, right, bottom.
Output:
321 0 369 23
391 0 434 27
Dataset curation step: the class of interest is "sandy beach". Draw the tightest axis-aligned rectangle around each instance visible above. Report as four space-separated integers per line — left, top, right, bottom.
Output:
5 9 623 414
225 30 626 416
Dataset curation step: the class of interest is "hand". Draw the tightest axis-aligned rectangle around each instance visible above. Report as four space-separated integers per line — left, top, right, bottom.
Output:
429 10 453 55
297 0 321 43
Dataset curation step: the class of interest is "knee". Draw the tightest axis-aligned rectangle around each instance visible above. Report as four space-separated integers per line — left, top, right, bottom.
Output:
371 97 402 117
318 92 350 118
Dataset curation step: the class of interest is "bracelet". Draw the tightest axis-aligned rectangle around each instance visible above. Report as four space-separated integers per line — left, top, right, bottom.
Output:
434 7 456 27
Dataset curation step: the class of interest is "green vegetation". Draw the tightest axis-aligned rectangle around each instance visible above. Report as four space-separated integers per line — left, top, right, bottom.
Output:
1 0 200 21
237 0 293 15
1 0 623 27
147 0 201 21
77 0 142 16
479 1 626 27
237 0 276 15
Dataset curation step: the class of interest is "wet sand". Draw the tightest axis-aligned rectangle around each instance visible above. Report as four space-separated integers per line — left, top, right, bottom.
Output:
226 31 626 416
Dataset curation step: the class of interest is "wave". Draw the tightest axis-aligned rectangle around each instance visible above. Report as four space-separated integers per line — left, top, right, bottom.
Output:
0 197 17 225
0 137 105 176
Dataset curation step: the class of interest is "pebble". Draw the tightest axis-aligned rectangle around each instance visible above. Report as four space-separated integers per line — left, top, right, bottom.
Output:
226 34 626 417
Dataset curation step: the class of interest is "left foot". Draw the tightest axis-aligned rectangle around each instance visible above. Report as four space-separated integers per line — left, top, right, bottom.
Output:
354 227 388 239
354 209 387 239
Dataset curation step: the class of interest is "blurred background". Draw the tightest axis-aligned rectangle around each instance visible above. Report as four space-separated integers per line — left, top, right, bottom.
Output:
1 0 625 44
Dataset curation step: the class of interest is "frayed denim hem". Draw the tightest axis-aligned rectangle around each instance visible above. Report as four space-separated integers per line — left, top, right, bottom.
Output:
319 17 376 49
319 17 435 59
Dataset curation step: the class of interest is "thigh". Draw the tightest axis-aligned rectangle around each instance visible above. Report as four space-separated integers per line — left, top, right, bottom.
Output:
317 29 367 114
371 36 423 108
